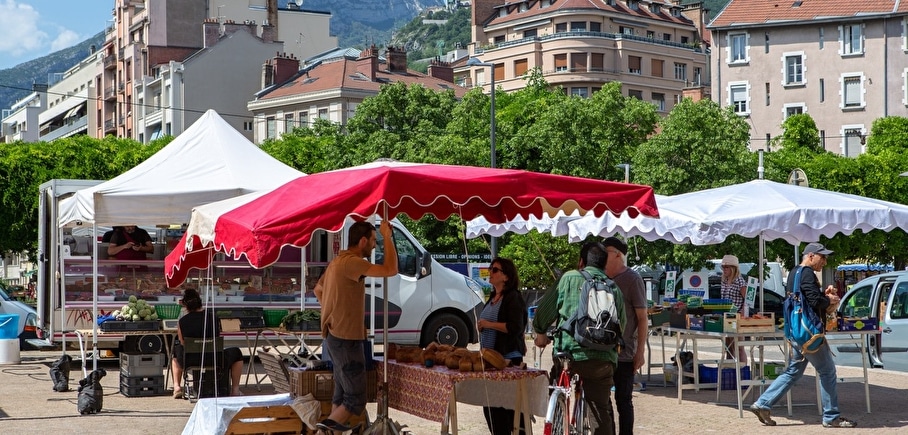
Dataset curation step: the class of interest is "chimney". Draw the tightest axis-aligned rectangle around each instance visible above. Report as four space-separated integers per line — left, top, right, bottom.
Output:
427 58 454 83
267 0 279 33
223 19 243 37
272 52 300 85
356 45 379 81
387 46 408 73
89 44 96 55
260 21 276 43
262 60 274 88
203 18 220 48
472 0 500 37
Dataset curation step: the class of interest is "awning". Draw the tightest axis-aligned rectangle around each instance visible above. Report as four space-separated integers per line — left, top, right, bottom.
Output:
837 263 894 272
64 105 82 120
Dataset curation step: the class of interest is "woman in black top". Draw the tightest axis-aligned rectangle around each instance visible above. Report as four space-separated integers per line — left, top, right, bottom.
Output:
170 288 243 398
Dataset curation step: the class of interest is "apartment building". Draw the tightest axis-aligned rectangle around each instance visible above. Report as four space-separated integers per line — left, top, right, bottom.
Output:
708 1 908 156
462 0 710 112
37 51 102 142
0 85 45 143
247 46 465 143
97 0 335 142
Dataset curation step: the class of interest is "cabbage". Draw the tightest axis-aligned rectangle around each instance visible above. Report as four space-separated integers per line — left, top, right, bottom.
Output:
128 295 138 303
132 314 141 321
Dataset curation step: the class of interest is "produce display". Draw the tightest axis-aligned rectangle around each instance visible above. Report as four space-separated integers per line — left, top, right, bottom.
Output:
392 342 508 372
111 295 159 321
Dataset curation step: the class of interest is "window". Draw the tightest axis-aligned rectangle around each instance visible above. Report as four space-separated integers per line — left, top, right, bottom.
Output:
628 89 643 99
841 24 863 55
842 127 864 157
652 93 665 111
784 53 804 85
628 56 642 74
571 21 586 31
619 26 634 36
730 33 748 63
476 69 486 85
591 53 604 72
729 82 749 114
820 78 825 102
571 53 587 72
890 282 908 320
523 29 537 38
651 59 664 77
243 121 253 131
554 54 568 72
514 58 529 76
590 22 601 32
494 35 505 44
783 103 805 118
556 23 567 33
266 117 276 139
819 27 825 49
376 227 420 277
628 0 639 10
571 87 589 98
299 111 308 128
766 82 771 106
842 75 864 109
647 30 655 38
318 108 328 120
674 63 687 81
663 33 671 41
681 36 689 44
493 63 504 81
693 67 702 85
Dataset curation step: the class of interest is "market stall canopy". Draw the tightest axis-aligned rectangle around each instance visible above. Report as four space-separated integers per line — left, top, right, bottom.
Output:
165 160 660 287
57 109 304 227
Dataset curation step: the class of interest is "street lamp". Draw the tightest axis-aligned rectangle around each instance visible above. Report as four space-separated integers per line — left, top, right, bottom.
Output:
467 57 498 258
616 163 631 183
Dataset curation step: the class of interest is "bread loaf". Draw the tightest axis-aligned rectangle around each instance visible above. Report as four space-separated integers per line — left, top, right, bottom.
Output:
445 355 462 370
480 348 507 370
459 359 474 372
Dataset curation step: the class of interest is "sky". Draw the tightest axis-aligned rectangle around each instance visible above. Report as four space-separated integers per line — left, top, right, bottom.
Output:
0 0 112 70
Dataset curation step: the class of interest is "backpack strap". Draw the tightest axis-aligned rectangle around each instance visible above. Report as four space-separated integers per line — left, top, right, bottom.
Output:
578 269 595 282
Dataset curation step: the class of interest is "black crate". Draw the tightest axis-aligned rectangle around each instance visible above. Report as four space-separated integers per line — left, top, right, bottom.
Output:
120 383 166 397
99 320 161 332
120 373 165 388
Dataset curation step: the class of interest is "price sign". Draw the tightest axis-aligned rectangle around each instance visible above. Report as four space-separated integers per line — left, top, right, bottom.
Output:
745 277 759 312
664 271 676 300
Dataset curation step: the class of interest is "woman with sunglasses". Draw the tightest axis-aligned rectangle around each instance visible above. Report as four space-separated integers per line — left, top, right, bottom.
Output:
720 254 748 364
477 257 528 435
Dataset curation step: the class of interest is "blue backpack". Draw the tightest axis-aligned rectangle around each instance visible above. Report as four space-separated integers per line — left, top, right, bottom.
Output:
783 266 826 354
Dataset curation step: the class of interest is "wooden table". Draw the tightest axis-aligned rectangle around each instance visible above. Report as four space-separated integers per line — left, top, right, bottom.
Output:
374 356 548 435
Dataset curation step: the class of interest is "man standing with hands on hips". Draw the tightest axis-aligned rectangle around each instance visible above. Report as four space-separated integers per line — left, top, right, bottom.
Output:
602 237 647 435
749 242 856 428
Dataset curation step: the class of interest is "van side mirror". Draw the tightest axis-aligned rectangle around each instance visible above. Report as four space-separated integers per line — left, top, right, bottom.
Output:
420 253 432 277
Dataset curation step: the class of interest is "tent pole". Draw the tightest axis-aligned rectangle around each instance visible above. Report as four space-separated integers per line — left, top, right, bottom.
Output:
92 223 99 372
759 232 765 314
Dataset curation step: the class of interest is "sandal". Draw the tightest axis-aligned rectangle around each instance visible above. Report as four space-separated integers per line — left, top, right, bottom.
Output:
316 419 351 433
173 389 184 399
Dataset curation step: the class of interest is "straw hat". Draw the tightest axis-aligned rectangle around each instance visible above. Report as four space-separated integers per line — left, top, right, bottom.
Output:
721 255 739 267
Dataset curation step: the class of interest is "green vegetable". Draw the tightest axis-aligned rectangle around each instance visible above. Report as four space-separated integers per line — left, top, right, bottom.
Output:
128 295 138 303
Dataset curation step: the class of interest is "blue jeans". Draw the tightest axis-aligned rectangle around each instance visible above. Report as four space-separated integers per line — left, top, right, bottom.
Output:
753 340 840 424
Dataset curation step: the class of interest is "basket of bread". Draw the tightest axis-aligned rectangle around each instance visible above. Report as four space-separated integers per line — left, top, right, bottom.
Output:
390 342 508 371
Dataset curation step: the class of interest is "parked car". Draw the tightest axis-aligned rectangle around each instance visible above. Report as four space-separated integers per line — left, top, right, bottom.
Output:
0 283 39 349
837 271 908 368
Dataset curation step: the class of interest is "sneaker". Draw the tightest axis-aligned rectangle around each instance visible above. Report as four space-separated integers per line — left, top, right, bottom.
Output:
316 418 351 433
823 417 857 428
749 404 777 426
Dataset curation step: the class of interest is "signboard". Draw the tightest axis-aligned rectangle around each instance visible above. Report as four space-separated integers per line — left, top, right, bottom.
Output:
684 272 707 291
664 271 676 299
745 276 759 314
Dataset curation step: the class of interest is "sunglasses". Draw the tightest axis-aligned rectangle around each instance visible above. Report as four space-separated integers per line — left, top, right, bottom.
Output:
489 266 502 274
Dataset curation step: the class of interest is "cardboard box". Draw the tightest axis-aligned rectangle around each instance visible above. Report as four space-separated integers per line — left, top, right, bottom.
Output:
838 317 878 331
688 315 705 331
669 308 689 329
723 312 775 333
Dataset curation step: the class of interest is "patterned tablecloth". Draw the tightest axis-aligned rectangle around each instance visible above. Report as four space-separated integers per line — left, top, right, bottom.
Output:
375 356 549 424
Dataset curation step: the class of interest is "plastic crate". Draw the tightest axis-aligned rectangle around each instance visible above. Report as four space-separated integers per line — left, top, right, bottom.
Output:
120 352 166 377
289 369 377 402
119 374 165 388
120 383 166 397
698 365 751 390
264 309 289 328
155 304 181 320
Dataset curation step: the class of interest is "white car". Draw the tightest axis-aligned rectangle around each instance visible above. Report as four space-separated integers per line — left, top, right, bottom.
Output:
838 271 908 368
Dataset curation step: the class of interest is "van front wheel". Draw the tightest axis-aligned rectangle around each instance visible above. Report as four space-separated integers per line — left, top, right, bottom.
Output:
421 313 469 348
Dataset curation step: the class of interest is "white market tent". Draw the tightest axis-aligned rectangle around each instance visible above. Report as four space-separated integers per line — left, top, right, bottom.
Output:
58 109 303 227
56 109 304 371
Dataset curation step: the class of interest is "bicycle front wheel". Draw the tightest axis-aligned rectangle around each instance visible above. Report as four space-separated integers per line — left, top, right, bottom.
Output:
572 397 594 435
544 389 569 435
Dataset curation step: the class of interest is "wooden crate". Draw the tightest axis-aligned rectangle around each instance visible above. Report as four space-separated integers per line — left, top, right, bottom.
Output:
289 368 377 402
723 312 776 333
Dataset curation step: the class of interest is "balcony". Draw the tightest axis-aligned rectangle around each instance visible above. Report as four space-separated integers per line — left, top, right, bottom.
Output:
104 118 116 133
103 87 115 100
41 116 88 142
482 31 705 54
118 82 125 92
103 54 116 69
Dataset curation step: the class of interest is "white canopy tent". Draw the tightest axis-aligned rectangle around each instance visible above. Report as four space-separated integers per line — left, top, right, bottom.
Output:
55 109 304 371
468 179 908 311
58 109 303 227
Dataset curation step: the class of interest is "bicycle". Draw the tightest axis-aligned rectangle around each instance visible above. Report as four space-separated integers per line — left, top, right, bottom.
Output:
540 330 594 435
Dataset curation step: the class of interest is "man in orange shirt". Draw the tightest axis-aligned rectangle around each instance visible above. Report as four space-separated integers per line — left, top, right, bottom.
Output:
314 220 397 432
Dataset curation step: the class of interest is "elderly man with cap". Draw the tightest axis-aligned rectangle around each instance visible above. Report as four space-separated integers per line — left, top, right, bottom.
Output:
749 242 856 428
601 237 646 435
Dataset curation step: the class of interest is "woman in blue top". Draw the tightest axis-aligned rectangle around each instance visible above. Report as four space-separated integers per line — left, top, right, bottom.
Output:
477 257 527 435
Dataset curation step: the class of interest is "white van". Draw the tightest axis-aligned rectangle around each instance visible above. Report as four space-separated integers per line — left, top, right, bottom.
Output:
838 271 908 368
0 283 38 349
